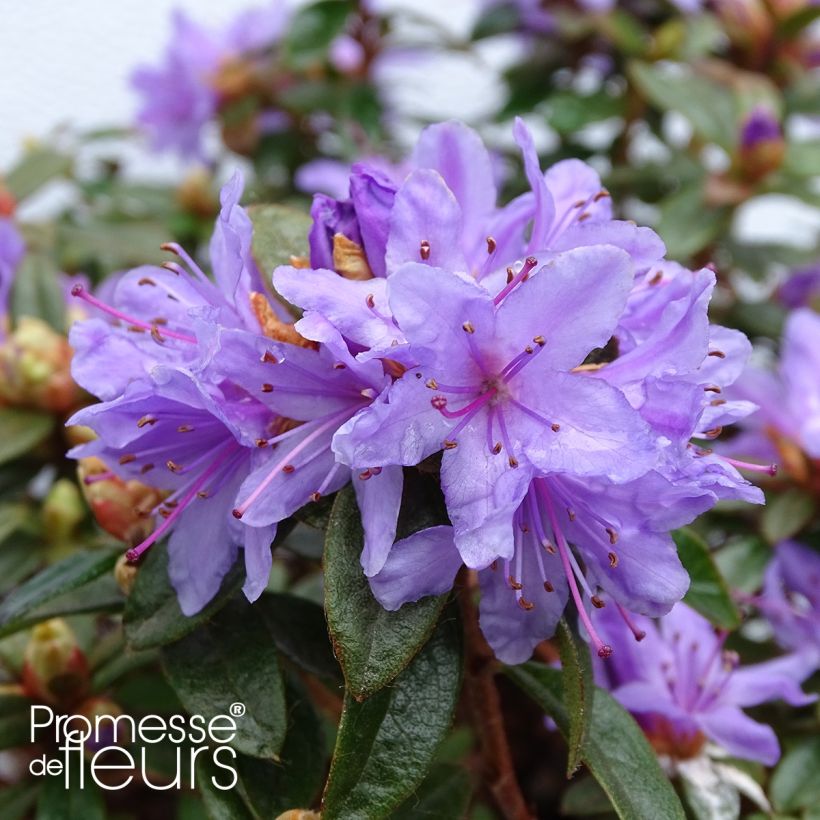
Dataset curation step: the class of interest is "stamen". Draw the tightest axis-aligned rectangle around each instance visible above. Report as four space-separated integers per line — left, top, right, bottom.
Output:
539 483 612 659
708 350 726 358
419 240 431 261
137 416 157 428
160 242 210 284
232 412 348 518
83 470 115 485
493 256 539 306
615 603 646 642
608 551 619 568
486 236 497 254
606 527 618 545
718 456 778 476
462 321 475 334
70 285 197 344
704 384 722 393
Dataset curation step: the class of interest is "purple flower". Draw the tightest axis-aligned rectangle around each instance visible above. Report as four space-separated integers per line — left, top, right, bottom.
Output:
778 262 820 309
593 602 815 765
0 218 25 338
68 367 277 614
740 107 782 151
131 6 288 160
728 308 820 461
755 541 820 666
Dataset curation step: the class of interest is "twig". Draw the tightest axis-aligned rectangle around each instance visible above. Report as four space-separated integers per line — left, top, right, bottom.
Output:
458 569 534 820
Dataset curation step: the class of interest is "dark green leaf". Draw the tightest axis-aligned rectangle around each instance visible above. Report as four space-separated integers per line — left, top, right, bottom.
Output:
322 612 463 820
123 541 244 650
198 675 325 819
391 763 473 820
0 694 33 750
256 592 342 684
560 774 616 817
283 0 354 69
36 760 105 820
0 407 55 466
770 737 820 813
162 597 287 759
57 221 171 275
0 550 120 638
0 781 39 820
713 537 770 595
5 149 72 201
762 489 815 544
558 618 594 776
505 663 685 820
673 528 740 629
324 486 448 699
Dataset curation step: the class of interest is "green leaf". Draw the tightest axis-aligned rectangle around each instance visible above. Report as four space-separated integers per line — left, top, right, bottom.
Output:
0 550 121 638
256 592 342 684
5 148 72 201
0 694 33 750
628 62 737 149
36 760 105 820
247 202 312 277
324 486 448 699
322 612 463 820
0 781 39 820
783 140 820 177
770 737 820 813
560 774 616 817
123 541 244 650
162 597 287 759
283 0 354 69
673 528 740 629
505 663 685 820
391 763 473 820
0 407 55 466
761 489 814 544
10 251 67 331
547 90 624 135
655 184 731 260
713 536 770 595
198 675 325 819
558 618 594 776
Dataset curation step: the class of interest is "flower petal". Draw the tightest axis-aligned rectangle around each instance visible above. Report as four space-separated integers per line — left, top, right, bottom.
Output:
355 464 404 577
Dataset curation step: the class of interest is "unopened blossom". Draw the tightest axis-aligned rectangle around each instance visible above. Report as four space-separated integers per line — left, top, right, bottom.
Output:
738 107 785 180
131 6 289 160
755 540 820 667
728 307 820 464
778 262 820 309
592 602 815 765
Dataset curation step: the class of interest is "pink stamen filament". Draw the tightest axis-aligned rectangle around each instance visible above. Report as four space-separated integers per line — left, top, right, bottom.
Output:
539 482 612 658
615 603 646 642
71 285 197 344
493 256 539 305
126 442 239 562
500 344 544 383
434 389 495 420
233 411 348 518
719 455 778 477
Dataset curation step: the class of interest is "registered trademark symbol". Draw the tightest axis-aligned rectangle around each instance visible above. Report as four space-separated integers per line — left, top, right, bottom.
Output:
229 702 245 717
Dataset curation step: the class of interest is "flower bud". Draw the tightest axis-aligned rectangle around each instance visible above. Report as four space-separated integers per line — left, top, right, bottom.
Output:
176 168 218 219
42 479 85 543
114 553 139 597
0 182 15 217
712 0 773 51
737 107 785 181
21 619 89 706
0 317 80 413
76 697 129 753
77 457 166 544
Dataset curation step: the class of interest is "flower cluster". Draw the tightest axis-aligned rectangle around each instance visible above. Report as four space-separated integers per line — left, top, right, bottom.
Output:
67 120 765 661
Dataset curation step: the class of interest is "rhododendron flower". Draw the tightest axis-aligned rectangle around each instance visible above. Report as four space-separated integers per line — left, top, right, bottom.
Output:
728 308 820 462
131 5 289 160
592 602 815 765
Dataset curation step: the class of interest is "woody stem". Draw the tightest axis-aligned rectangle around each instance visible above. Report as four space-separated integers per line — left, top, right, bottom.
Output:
458 568 534 820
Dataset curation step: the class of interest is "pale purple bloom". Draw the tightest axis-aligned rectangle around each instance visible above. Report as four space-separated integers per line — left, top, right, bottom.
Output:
756 541 820 667
593 602 815 765
728 308 820 461
0 218 25 337
131 6 288 160
68 367 277 613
